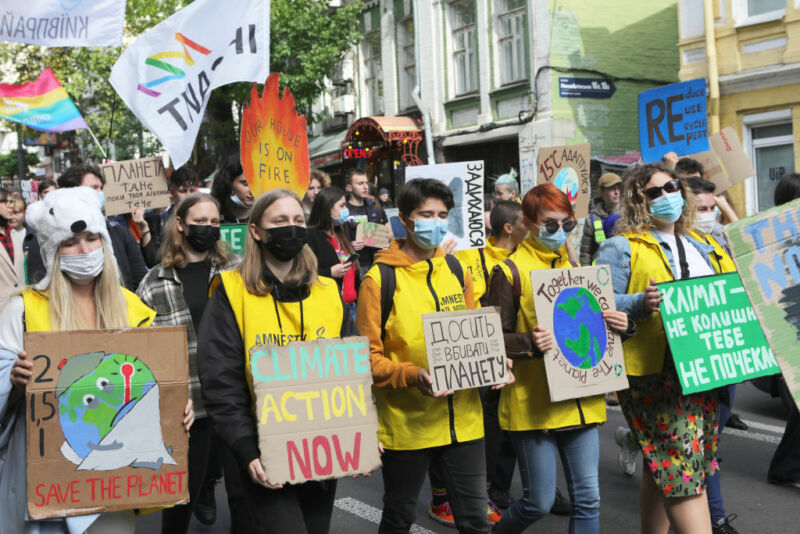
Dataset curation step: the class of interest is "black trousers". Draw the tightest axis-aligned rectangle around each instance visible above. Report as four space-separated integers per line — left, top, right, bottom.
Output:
381 439 489 534
161 417 213 534
240 472 337 534
768 404 800 485
429 389 516 496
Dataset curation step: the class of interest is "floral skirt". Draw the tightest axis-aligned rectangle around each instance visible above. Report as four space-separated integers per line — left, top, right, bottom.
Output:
618 358 720 497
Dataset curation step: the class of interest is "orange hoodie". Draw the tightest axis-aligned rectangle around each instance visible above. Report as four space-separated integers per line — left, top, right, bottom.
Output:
356 239 483 449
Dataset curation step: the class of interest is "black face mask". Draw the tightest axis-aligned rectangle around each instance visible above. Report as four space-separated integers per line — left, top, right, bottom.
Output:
186 224 220 252
262 225 308 262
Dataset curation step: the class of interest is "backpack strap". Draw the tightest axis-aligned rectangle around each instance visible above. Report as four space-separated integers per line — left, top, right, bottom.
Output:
503 258 522 318
377 263 397 341
444 254 466 293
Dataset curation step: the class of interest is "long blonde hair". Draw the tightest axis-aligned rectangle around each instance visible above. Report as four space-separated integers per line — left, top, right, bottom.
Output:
48 243 129 330
239 189 319 296
616 163 696 236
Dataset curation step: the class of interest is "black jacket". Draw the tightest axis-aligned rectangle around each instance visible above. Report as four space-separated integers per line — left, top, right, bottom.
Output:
306 227 361 293
196 267 359 468
25 221 148 291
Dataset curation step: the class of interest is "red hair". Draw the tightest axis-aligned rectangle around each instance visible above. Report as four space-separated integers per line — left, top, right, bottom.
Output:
521 183 575 221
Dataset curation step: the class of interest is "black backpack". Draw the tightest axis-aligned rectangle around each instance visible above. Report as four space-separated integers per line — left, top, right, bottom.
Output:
377 254 465 339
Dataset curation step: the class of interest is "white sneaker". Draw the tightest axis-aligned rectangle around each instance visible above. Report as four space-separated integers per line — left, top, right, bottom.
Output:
615 426 638 477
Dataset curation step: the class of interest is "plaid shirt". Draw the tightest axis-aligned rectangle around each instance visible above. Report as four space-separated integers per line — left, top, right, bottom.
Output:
136 260 228 418
0 223 13 264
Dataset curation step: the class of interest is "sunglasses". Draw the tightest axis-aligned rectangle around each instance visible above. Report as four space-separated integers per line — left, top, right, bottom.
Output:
643 179 681 201
540 219 577 234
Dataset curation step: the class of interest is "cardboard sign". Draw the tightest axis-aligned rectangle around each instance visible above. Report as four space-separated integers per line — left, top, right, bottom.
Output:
250 336 381 485
638 78 709 162
240 73 310 200
220 224 248 256
659 273 780 394
725 198 800 409
355 222 393 249
25 327 189 519
99 157 170 216
531 265 628 402
537 143 591 219
686 127 754 193
422 308 509 393
405 161 486 251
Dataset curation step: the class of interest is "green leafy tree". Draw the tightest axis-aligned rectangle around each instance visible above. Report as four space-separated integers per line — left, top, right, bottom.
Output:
0 150 40 179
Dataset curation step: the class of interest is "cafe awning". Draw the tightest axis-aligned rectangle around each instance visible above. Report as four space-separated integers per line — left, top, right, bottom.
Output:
345 116 424 166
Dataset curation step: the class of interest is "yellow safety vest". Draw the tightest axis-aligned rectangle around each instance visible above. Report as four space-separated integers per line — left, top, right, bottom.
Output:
217 270 344 394
496 238 607 431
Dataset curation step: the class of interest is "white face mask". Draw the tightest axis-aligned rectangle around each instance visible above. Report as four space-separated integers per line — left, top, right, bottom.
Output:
59 247 104 285
694 211 717 235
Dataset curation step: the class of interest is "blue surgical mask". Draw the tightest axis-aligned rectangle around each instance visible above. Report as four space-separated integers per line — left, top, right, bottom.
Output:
410 217 449 249
96 191 105 211
334 207 350 225
534 225 568 252
230 194 248 209
649 191 684 223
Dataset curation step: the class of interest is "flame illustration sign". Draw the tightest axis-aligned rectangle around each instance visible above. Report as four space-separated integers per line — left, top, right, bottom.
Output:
240 73 309 200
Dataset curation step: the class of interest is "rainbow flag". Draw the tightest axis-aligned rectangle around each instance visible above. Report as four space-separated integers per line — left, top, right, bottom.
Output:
0 69 87 132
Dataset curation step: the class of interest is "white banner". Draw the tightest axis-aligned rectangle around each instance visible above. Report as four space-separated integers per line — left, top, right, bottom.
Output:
0 0 126 47
405 161 486 251
109 0 269 168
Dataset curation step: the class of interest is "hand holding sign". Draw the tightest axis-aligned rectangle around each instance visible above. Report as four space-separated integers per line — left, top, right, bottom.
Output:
240 73 310 200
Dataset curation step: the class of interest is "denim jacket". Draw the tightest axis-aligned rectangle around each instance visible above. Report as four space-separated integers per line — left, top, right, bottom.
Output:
596 231 717 321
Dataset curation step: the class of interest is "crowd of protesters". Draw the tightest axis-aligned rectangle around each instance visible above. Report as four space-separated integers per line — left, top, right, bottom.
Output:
0 153 798 534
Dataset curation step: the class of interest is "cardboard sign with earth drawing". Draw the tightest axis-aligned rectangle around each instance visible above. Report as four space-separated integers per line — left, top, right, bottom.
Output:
725 197 800 410
537 144 590 219
531 265 628 402
25 327 189 519
250 336 381 486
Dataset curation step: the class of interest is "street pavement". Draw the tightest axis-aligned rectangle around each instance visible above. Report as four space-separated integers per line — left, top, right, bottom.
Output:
136 382 799 533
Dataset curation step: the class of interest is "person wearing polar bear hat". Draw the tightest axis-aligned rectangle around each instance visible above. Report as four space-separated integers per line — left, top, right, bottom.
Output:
0 186 195 533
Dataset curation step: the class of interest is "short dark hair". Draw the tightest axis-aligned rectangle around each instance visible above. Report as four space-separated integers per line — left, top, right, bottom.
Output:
346 168 367 184
58 164 105 188
397 178 454 216
490 200 522 237
169 166 199 191
686 177 716 195
675 158 704 179
38 179 57 197
774 173 800 206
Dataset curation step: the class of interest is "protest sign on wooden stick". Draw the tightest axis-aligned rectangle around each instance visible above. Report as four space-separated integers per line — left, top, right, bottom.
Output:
99 157 169 216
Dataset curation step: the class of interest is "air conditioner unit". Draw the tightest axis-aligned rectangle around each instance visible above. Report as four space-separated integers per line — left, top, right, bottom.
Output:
332 95 355 115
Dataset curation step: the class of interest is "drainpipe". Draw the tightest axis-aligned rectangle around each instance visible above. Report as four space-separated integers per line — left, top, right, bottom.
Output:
412 0 435 164
703 0 720 133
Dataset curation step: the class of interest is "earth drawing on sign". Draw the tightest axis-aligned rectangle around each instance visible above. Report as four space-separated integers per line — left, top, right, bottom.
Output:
56 351 177 471
553 287 608 369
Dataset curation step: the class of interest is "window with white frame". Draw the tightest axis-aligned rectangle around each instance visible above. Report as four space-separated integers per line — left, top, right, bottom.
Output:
362 11 384 116
449 0 478 95
396 1 416 110
496 0 526 85
743 110 795 214
734 0 785 26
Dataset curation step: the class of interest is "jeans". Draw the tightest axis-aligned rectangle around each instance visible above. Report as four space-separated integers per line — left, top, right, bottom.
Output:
381 439 489 534
495 427 600 534
707 384 735 522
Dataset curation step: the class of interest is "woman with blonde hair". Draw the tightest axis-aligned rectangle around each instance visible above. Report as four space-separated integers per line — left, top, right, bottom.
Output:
1 187 193 533
197 188 357 533
137 192 231 533
597 163 734 534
